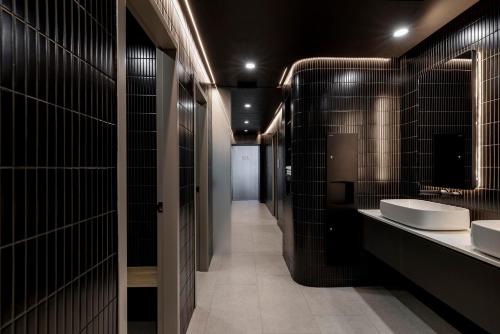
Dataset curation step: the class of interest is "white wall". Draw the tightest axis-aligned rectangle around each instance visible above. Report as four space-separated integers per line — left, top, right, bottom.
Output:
210 88 233 254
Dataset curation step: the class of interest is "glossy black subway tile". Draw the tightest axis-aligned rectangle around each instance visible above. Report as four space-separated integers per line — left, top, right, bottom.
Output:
0 0 117 332
126 10 157 267
285 58 401 286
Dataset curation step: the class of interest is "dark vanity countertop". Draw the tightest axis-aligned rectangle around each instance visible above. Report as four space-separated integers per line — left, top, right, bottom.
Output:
359 209 500 269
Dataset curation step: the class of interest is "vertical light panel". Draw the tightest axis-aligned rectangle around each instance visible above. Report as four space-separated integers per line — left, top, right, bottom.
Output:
476 51 483 189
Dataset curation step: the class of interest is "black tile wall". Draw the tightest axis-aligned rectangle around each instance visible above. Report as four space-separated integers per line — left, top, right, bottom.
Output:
178 64 195 334
401 1 500 220
282 93 295 273
288 58 400 286
0 0 117 333
126 10 157 267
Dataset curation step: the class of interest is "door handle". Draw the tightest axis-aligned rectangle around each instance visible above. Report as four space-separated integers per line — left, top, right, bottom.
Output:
157 202 164 213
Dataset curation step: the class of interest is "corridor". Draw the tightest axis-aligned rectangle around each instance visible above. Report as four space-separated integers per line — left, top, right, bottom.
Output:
187 202 458 334
1 1 499 333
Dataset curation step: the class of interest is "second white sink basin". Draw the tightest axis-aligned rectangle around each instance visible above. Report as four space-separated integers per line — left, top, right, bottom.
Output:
380 199 470 231
471 220 500 258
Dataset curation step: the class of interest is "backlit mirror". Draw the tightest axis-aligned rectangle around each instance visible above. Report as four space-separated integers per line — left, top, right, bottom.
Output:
416 50 477 189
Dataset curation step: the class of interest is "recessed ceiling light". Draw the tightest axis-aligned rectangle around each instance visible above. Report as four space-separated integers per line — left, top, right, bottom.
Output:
244 103 251 108
393 27 409 38
245 62 256 70
244 129 248 133
244 120 249 124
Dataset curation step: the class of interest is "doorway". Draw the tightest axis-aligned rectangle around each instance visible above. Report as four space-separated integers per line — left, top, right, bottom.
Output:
125 10 158 333
231 146 260 200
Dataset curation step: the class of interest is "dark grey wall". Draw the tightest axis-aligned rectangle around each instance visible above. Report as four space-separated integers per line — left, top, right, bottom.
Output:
401 1 500 220
126 10 157 267
0 0 117 332
260 135 274 214
287 58 401 286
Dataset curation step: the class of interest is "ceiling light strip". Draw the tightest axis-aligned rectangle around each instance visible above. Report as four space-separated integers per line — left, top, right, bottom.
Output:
182 0 216 84
277 67 288 87
282 57 391 86
150 0 210 83
264 103 283 135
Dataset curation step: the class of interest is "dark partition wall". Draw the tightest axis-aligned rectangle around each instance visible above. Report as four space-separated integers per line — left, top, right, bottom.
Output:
276 115 286 230
126 10 157 267
401 1 500 220
287 58 400 286
0 0 117 332
178 65 195 334
260 135 274 214
259 141 268 203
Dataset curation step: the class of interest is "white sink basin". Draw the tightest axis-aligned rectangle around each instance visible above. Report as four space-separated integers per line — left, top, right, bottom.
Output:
471 220 500 258
380 199 470 231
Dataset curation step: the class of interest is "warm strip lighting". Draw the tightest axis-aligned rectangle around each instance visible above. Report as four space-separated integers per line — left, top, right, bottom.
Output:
264 103 283 135
282 57 391 86
448 58 473 62
476 51 483 188
277 67 288 87
183 0 216 84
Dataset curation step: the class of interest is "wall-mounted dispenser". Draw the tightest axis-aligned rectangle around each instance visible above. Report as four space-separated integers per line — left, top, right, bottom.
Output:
327 134 358 206
325 134 360 266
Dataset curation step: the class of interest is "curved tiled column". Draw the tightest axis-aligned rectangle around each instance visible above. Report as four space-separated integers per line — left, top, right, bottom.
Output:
285 58 400 286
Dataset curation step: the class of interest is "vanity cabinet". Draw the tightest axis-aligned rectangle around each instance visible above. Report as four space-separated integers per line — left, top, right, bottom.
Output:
362 215 500 334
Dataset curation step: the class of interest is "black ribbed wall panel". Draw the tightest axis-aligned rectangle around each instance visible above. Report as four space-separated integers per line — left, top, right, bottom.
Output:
289 58 400 286
0 0 117 332
401 1 500 220
178 64 195 334
126 10 157 267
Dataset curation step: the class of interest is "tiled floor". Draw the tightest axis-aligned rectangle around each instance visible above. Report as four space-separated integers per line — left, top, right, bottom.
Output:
187 201 459 334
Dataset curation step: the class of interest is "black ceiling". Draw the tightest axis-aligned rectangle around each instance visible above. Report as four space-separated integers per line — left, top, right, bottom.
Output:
188 0 477 133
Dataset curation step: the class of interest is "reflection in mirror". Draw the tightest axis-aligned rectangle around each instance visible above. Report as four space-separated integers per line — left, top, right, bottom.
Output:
417 50 477 190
